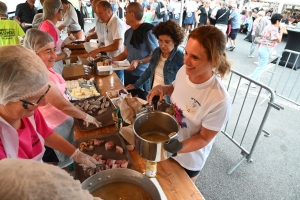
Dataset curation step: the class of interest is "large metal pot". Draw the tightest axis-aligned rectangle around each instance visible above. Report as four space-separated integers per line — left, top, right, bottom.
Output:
133 110 180 162
82 168 161 199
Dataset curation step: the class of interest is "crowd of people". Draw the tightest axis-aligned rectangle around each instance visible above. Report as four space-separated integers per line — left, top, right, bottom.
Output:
0 0 297 197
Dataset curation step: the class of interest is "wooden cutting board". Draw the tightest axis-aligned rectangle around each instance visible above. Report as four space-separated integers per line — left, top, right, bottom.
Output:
62 65 85 80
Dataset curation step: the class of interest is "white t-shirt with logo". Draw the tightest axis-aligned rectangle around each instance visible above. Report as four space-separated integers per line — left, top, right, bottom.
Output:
171 65 232 171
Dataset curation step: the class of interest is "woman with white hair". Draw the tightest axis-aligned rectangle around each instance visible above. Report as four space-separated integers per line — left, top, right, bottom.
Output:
0 45 97 170
24 28 101 168
39 0 71 75
0 159 101 200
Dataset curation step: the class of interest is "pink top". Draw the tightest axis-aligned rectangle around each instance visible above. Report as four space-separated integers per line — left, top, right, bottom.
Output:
261 25 280 48
39 20 58 45
0 110 53 159
38 69 69 129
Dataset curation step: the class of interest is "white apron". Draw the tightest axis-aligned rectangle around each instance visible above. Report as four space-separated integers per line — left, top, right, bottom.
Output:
0 116 45 161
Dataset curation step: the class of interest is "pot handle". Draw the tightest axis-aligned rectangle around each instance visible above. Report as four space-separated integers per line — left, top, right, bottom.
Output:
152 95 160 110
164 132 183 156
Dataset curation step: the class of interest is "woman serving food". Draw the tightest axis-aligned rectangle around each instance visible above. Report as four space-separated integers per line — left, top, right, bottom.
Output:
147 26 232 182
0 45 97 169
24 28 101 168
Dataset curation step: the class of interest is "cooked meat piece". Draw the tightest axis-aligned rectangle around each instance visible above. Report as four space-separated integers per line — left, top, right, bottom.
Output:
84 145 94 151
88 104 100 111
116 146 123 154
93 139 104 146
104 101 110 108
120 160 129 168
106 159 116 167
111 164 121 169
102 96 107 103
89 100 101 105
96 96 104 102
97 108 107 115
98 159 106 164
105 141 114 150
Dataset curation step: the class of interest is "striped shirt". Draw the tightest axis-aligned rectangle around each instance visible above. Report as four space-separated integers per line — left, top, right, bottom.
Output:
15 1 37 24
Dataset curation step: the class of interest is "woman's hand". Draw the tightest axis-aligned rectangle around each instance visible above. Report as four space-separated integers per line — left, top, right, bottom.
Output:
127 60 139 71
125 84 135 90
146 85 164 104
84 114 102 127
71 149 98 168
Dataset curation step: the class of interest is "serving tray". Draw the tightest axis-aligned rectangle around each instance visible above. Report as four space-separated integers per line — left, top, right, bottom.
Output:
73 132 135 183
73 96 115 131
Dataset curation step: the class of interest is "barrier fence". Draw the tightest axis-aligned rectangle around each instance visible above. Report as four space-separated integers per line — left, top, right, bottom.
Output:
264 49 300 106
222 69 283 174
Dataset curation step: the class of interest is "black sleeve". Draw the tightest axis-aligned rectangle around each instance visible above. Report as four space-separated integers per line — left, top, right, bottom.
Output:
15 4 22 18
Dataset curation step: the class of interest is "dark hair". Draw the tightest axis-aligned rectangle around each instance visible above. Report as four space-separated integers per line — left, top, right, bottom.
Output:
189 26 231 78
127 2 143 20
270 13 283 24
152 20 185 46
98 1 113 11
146 4 151 10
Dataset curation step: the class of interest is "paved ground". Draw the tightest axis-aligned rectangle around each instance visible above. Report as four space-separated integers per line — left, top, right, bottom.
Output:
195 32 300 200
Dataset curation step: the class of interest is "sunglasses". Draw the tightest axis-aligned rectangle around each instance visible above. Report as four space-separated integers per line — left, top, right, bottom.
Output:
20 85 51 109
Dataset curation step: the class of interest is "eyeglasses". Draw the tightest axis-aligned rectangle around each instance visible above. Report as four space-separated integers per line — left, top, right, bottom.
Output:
20 85 51 109
158 39 173 45
59 8 66 14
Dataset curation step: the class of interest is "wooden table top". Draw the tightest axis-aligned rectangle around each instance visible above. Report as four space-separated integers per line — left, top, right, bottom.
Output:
71 55 204 199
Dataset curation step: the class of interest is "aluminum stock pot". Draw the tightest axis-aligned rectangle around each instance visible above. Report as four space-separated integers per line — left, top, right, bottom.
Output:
82 168 161 199
133 110 180 162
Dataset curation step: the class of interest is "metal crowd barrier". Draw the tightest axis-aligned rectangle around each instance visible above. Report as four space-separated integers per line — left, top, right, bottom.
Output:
263 49 300 106
222 69 283 174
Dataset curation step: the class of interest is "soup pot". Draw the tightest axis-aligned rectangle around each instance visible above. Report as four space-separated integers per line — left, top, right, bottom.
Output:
133 109 180 162
82 168 161 199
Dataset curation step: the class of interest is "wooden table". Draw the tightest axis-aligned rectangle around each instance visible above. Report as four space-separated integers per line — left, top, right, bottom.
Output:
73 72 204 200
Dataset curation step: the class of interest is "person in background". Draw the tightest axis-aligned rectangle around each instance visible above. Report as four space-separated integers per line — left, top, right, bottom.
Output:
249 14 286 83
196 0 212 26
144 5 153 23
209 0 220 26
168 0 174 20
184 0 197 33
247 11 265 58
39 0 72 75
0 159 101 200
86 1 126 83
125 20 184 103
172 0 181 24
242 10 253 35
24 28 101 168
0 45 98 170
147 26 232 182
281 14 289 25
113 2 158 100
152 0 165 26
14 0 37 32
239 9 247 32
215 2 230 36
32 13 44 28
58 0 83 40
0 1 25 46
226 4 240 51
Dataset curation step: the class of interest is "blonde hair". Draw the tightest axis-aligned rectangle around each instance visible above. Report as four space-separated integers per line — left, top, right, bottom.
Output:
189 26 231 78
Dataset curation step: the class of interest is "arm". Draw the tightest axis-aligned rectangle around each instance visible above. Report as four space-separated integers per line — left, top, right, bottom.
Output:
89 39 123 58
112 46 128 61
55 52 68 62
46 82 87 120
127 54 153 71
179 127 218 153
58 24 67 31
85 32 98 42
147 84 174 104
275 27 285 43
44 131 76 157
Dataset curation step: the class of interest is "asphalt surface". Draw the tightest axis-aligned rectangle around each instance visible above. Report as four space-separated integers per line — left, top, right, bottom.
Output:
194 32 300 200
